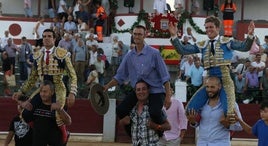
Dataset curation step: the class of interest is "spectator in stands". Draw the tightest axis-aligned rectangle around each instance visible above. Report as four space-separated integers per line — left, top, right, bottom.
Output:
243 65 259 104
71 33 81 49
94 1 107 42
262 35 268 53
94 53 105 85
3 38 19 74
86 64 99 86
58 33 73 53
57 0 69 20
18 36 32 83
191 0 200 15
63 15 77 35
48 0 56 18
187 76 243 146
34 16 48 47
72 0 82 20
77 17 89 39
1 30 11 48
4 95 33 146
235 100 268 146
186 58 204 98
153 0 168 15
89 43 98 65
181 27 197 45
159 86 188 146
86 33 98 50
76 5 89 23
50 16 63 33
24 0 33 18
102 0 110 36
220 0 237 37
251 53 266 82
235 59 251 78
260 68 268 100
234 72 246 103
111 35 119 74
178 55 194 81
117 41 129 65
73 38 87 87
26 47 39 78
174 0 184 19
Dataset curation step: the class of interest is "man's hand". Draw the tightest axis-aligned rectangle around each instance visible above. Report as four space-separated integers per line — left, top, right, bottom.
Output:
119 116 130 126
179 129 186 139
12 92 23 102
164 93 172 110
168 22 178 37
186 109 199 124
20 101 33 111
220 113 236 128
51 102 62 111
67 93 75 107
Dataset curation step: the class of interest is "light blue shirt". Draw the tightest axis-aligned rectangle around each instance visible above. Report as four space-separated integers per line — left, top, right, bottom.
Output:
188 65 204 86
262 43 268 50
195 101 243 146
114 44 170 93
64 21 77 32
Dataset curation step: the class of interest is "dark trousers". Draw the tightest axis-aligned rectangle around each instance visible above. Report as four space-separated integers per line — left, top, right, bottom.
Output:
9 57 15 74
19 62 28 81
116 91 166 124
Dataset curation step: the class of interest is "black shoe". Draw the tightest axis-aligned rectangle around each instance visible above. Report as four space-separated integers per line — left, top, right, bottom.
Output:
157 130 163 137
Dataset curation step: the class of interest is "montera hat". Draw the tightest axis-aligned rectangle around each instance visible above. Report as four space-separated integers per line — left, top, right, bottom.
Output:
88 83 109 115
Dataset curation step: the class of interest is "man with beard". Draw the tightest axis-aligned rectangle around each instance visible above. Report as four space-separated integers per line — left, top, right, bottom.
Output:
186 76 243 146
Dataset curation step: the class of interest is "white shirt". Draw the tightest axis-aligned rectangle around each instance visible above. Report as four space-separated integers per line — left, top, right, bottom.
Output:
251 61 265 77
153 0 167 14
174 0 184 9
58 0 67 13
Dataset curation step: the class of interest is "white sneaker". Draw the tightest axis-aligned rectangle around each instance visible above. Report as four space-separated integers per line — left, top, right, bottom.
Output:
243 99 250 104
243 98 253 104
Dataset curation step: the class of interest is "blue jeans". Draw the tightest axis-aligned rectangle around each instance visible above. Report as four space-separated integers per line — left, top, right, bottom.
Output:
48 8 55 18
24 7 33 17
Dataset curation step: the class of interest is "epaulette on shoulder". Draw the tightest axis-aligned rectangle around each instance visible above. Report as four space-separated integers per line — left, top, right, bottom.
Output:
54 47 70 59
196 40 208 48
220 36 232 44
33 50 42 59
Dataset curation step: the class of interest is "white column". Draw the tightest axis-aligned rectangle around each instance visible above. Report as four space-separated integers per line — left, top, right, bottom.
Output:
102 99 116 142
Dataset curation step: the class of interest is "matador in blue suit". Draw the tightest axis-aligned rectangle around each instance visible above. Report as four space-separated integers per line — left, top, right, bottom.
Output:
169 16 255 115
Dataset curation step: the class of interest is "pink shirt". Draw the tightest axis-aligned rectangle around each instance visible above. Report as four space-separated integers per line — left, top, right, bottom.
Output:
163 97 188 141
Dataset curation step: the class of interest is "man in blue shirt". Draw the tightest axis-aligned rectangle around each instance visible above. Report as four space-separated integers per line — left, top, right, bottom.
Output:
187 76 243 146
104 25 172 136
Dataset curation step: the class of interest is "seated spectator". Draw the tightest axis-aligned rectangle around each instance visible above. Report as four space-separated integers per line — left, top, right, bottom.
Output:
243 65 260 104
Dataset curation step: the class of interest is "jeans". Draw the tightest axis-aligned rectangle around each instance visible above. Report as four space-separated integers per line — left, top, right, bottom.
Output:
48 8 55 18
24 7 33 17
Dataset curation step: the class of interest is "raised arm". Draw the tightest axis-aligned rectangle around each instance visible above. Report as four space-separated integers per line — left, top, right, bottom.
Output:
169 23 200 55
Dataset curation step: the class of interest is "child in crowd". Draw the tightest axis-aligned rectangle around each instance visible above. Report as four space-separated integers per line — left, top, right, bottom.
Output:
235 100 268 146
4 95 33 146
